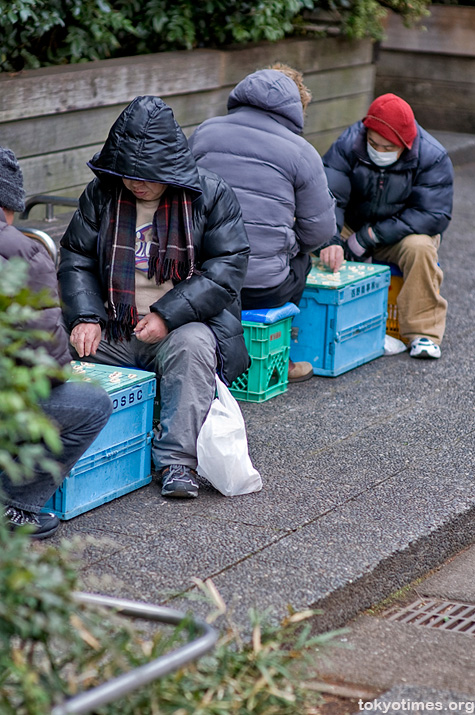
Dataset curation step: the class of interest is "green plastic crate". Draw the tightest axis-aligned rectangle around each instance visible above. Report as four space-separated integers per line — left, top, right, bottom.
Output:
230 317 292 402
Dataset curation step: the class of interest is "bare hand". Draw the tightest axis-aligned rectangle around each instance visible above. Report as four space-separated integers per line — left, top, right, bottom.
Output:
134 312 169 343
70 323 102 357
319 245 344 273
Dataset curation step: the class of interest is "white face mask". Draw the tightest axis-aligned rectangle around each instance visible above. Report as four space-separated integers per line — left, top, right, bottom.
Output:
367 142 400 167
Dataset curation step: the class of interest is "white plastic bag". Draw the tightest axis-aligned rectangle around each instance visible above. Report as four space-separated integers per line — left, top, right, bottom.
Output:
196 375 262 497
384 334 407 356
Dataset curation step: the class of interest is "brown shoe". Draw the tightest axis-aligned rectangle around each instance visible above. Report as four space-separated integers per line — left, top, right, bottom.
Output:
288 360 313 383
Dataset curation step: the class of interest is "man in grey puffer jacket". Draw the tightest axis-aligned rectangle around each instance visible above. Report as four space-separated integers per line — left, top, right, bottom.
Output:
189 65 336 382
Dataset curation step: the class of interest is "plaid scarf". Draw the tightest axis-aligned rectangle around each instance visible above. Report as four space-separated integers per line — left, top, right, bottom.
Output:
105 186 195 341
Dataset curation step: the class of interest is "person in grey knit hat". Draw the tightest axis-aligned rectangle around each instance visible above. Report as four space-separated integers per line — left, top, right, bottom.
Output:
0 146 26 213
0 145 112 540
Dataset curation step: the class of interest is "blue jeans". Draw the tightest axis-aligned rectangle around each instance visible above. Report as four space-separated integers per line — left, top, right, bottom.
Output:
1 381 112 514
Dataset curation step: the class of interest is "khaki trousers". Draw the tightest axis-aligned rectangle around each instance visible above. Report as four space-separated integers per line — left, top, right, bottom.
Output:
342 229 447 345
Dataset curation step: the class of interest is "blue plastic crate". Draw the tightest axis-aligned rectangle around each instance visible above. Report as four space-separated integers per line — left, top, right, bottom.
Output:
43 362 156 519
45 433 153 520
290 261 390 376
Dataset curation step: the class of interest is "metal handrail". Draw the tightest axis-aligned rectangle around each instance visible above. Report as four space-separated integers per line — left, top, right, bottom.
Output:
51 592 218 715
19 228 58 265
20 194 79 221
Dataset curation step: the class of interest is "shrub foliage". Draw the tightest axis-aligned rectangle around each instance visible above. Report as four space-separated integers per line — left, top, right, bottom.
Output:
0 257 64 486
0 538 339 715
0 0 433 72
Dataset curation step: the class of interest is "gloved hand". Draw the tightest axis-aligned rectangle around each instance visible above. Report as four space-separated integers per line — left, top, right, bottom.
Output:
344 226 375 261
345 232 369 261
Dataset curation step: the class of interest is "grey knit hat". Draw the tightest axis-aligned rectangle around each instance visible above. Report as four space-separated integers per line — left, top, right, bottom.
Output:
0 146 25 212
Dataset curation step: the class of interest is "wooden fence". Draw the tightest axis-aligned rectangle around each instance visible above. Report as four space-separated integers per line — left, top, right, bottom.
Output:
375 6 475 134
0 37 374 214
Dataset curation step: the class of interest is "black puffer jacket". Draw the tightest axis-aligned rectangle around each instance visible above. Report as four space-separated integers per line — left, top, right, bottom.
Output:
1 208 71 369
59 96 250 385
322 121 454 248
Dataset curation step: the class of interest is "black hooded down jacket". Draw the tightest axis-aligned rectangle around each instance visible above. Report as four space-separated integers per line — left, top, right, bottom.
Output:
1 208 71 371
59 96 250 385
322 121 454 248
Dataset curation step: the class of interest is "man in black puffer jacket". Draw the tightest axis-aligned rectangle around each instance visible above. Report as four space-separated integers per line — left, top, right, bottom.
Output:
319 93 453 360
0 147 112 539
59 96 250 500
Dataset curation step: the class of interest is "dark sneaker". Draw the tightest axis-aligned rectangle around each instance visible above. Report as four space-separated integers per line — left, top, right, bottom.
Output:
4 506 60 540
161 465 199 499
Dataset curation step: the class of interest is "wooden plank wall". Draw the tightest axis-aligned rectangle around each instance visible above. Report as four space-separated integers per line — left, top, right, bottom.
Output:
375 6 475 134
0 37 374 216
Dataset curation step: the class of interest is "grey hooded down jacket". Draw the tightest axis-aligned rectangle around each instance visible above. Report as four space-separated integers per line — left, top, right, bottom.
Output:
59 96 250 385
188 69 336 291
1 208 71 374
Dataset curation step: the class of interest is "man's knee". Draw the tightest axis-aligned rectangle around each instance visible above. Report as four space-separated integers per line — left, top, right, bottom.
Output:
66 382 112 419
159 323 217 368
399 233 438 259
44 382 112 436
390 235 440 276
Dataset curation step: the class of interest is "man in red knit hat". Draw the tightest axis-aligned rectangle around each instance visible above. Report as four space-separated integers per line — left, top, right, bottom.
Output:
318 93 453 359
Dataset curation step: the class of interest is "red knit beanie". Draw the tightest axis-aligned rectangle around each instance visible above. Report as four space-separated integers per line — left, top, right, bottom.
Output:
363 93 417 149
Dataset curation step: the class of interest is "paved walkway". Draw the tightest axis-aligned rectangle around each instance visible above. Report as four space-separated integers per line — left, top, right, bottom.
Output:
31 132 475 699
312 543 475 708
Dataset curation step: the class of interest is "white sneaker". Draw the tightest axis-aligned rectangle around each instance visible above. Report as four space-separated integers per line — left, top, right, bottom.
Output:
409 337 441 359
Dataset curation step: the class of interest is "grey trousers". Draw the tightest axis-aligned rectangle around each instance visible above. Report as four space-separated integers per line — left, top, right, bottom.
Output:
72 322 217 471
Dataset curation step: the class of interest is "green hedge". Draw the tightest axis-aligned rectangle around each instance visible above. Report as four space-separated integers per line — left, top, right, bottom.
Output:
0 0 432 73
0 257 64 486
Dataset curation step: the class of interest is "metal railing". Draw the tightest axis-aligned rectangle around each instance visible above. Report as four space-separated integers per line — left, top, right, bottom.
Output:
20 194 79 221
19 228 58 265
51 592 218 715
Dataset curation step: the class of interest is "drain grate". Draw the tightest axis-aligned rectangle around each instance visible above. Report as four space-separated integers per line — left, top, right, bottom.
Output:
386 598 475 636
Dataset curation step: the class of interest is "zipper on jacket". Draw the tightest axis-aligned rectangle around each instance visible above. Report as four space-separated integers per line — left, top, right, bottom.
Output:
371 169 386 215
